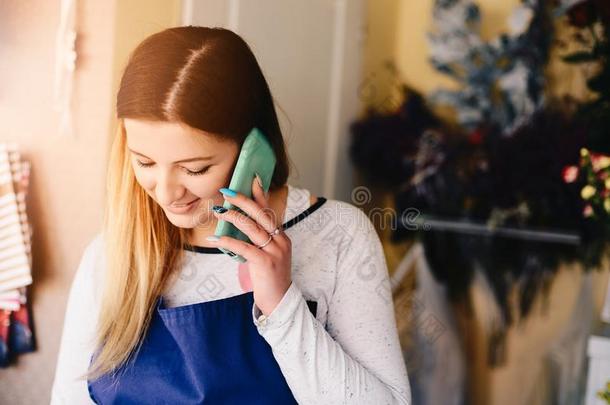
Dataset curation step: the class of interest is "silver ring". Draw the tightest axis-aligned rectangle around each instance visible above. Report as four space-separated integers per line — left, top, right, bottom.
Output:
256 234 273 249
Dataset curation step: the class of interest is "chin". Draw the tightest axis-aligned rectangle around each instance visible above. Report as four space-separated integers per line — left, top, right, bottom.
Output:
165 215 197 229
164 208 214 229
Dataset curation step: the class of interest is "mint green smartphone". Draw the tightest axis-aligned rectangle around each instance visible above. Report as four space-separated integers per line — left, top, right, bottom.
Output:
214 127 277 262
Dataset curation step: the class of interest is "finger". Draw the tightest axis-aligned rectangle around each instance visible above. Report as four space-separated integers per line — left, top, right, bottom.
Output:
219 187 279 232
206 234 270 266
251 177 291 247
212 206 281 254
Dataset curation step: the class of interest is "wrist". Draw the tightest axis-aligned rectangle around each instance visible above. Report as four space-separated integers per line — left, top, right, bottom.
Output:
256 281 292 316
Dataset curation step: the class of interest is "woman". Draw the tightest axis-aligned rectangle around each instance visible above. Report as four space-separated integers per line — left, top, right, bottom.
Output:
51 26 411 404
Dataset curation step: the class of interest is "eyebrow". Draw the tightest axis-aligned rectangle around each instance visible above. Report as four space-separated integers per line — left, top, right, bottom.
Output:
128 149 214 164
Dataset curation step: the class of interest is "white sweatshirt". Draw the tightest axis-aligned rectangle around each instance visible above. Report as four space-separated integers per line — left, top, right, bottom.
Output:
50 184 411 404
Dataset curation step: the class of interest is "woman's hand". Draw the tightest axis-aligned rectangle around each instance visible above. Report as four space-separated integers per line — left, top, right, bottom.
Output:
206 176 292 316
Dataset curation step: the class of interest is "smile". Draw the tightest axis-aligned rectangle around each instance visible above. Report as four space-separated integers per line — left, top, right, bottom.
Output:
166 198 201 214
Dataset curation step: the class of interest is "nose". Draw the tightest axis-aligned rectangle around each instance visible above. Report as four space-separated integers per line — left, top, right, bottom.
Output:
155 170 185 207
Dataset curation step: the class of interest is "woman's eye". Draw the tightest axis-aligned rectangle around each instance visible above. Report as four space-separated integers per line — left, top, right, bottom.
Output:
135 159 210 176
185 166 211 176
136 160 154 168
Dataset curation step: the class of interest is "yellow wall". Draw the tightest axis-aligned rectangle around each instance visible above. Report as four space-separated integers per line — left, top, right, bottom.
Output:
361 0 403 114
109 0 183 147
363 0 521 113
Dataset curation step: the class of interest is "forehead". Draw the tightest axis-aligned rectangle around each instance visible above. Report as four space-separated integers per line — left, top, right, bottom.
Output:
124 118 233 158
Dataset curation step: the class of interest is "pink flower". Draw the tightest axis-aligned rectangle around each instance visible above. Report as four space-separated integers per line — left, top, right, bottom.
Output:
562 165 579 183
591 153 610 172
584 204 594 217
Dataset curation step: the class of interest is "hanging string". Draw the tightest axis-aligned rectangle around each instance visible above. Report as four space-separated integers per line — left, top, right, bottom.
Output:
53 0 78 138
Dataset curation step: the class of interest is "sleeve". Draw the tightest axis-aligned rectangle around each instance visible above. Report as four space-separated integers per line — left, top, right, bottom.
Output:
50 234 103 405
251 208 411 404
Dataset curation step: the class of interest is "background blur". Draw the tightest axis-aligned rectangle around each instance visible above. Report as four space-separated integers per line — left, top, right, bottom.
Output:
1 0 609 404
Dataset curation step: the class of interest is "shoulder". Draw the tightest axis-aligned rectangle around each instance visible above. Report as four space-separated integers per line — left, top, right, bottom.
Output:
315 196 377 238
305 195 380 263
84 231 104 258
329 198 379 253
79 232 105 273
71 232 106 300
286 185 384 270
284 181 374 237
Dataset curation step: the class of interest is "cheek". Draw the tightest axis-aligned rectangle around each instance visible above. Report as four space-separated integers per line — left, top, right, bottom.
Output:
190 172 226 199
188 168 234 209
132 166 155 191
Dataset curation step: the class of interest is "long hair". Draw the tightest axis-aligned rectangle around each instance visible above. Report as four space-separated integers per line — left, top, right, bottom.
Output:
84 26 290 380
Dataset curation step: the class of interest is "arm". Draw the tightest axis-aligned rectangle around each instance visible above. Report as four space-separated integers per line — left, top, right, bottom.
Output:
252 208 411 404
50 234 103 405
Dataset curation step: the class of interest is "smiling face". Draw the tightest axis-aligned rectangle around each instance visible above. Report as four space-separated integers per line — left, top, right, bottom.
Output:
124 118 240 230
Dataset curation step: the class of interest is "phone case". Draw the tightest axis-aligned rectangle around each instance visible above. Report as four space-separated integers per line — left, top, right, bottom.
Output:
214 127 277 262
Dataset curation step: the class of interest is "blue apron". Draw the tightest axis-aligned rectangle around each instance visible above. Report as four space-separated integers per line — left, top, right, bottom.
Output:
87 291 300 404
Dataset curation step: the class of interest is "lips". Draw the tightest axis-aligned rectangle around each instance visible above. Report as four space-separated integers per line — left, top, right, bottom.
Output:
165 198 201 214
170 199 199 208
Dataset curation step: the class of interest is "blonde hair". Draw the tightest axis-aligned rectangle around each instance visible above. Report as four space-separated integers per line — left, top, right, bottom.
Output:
84 120 189 380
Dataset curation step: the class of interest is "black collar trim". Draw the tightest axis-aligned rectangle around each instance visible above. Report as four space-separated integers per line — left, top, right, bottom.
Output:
183 197 327 254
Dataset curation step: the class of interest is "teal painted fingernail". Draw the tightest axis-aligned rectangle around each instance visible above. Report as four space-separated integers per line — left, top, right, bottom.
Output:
212 205 228 213
255 172 263 188
219 188 237 197
206 235 220 241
